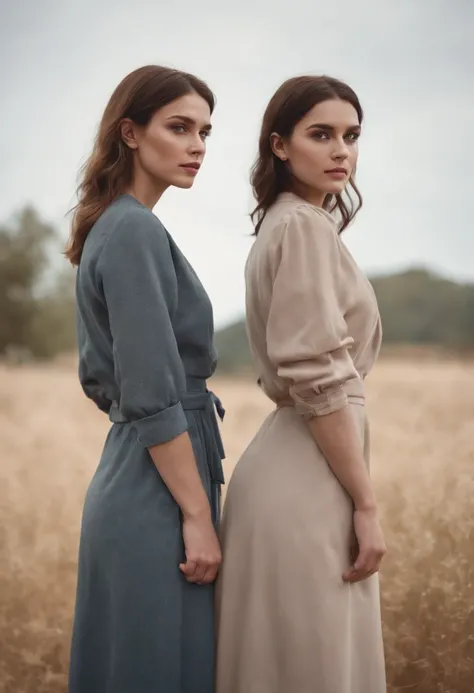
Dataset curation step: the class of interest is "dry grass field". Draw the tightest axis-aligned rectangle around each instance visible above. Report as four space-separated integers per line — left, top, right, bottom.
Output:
1 355 473 692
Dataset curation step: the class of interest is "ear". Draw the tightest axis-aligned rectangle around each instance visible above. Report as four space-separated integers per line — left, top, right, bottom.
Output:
120 118 139 150
270 132 288 162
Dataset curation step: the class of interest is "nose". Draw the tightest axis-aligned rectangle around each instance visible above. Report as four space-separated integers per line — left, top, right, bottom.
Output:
189 134 206 157
331 137 349 161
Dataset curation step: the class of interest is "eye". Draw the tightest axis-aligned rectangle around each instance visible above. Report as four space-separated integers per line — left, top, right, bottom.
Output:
200 130 211 140
311 131 330 141
170 124 186 134
345 132 360 142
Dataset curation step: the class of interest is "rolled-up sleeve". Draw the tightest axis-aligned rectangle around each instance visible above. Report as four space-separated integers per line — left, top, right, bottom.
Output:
97 207 188 447
266 205 359 418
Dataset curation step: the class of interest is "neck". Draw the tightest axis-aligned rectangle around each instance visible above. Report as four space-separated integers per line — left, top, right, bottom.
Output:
124 167 168 210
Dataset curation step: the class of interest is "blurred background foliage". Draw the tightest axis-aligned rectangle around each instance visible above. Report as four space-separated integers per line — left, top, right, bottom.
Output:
1 205 473 367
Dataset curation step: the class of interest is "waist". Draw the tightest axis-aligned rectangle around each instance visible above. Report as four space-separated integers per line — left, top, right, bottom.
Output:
109 377 225 423
184 376 207 393
108 376 225 485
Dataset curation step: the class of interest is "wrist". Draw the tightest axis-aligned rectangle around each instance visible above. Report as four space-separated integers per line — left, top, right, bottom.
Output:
353 494 377 512
354 501 378 513
182 501 211 521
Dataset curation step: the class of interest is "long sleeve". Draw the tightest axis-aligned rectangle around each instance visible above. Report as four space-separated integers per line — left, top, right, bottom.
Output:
266 205 359 418
97 206 188 447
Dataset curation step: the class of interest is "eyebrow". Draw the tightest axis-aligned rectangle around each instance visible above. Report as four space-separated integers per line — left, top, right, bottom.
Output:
166 114 212 131
305 123 361 132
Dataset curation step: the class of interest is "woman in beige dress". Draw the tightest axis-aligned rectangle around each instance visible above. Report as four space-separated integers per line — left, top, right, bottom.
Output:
215 75 387 692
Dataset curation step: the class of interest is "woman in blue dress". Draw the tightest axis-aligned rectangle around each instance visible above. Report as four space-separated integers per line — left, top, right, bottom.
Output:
65 64 225 693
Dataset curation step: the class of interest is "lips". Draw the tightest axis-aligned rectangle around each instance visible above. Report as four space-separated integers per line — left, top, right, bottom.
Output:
180 162 201 170
325 167 347 174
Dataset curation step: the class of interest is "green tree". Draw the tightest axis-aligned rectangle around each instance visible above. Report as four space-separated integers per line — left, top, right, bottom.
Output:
0 206 76 360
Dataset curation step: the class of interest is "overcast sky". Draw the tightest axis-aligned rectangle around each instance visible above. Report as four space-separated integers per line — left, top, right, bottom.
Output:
1 0 472 327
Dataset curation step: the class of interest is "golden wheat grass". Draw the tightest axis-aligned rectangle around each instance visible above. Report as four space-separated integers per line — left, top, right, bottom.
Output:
0 357 473 692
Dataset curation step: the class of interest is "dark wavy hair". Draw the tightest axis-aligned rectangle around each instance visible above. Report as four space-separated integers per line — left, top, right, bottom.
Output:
65 65 215 266
250 75 363 235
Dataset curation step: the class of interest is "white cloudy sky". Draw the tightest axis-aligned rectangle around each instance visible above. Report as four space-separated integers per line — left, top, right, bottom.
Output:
1 0 472 327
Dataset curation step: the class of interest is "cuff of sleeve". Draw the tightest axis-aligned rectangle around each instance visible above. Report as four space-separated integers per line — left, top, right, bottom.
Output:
291 384 348 419
133 401 188 447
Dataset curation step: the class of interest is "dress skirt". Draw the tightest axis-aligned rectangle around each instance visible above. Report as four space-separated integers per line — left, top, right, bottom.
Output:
215 402 386 693
69 380 225 693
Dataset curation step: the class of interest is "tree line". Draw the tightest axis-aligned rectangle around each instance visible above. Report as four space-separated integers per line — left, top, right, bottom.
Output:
1 206 473 366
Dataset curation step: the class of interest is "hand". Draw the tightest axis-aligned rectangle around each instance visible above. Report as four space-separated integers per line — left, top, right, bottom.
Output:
179 510 222 585
343 508 387 583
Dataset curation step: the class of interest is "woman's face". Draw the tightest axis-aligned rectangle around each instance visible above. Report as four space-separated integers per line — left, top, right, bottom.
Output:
121 91 212 196
271 98 361 207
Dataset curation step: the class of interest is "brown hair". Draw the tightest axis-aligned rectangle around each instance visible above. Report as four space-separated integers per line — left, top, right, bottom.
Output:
65 65 215 265
250 75 363 235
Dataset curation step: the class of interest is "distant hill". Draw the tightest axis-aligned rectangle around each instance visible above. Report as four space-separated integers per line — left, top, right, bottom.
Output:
214 268 474 373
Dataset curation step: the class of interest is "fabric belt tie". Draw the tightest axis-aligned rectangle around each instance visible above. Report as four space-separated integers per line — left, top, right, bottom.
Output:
109 389 225 485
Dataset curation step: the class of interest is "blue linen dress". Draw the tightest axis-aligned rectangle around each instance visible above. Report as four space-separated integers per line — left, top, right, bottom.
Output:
68 194 225 693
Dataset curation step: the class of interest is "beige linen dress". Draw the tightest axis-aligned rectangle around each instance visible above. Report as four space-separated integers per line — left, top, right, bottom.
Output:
215 192 386 693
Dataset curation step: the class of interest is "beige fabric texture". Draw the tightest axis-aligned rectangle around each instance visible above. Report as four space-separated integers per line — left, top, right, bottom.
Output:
215 192 386 693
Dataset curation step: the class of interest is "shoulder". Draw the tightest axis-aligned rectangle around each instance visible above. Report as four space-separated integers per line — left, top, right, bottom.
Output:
86 197 176 286
280 201 336 239
94 196 172 266
103 196 167 246
259 193 337 242
271 201 340 263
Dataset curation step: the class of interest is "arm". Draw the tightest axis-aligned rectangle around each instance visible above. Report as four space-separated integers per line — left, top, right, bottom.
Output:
307 411 385 583
98 207 220 583
148 435 221 585
307 408 376 511
148 435 211 520
267 206 386 581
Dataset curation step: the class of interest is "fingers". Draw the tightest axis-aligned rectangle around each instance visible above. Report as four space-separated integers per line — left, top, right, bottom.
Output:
179 558 204 583
342 547 386 583
343 565 376 583
198 563 219 586
179 556 221 585
179 559 198 580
